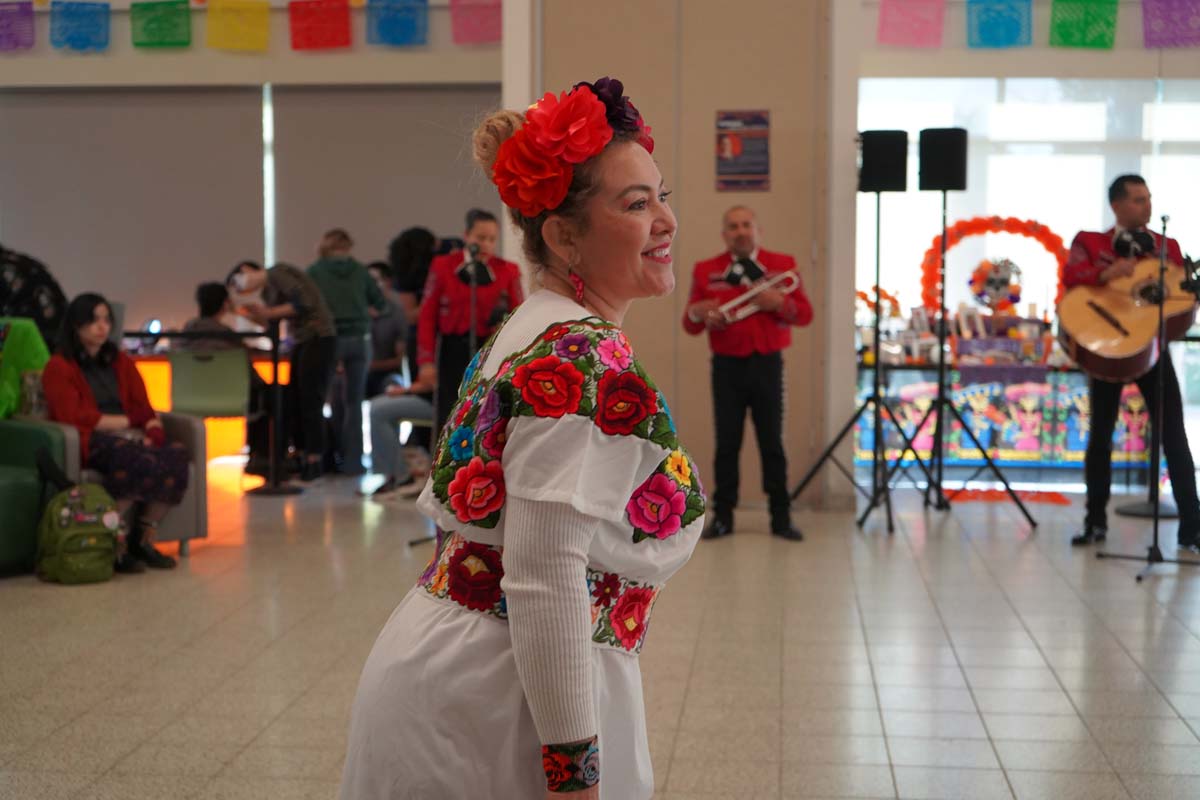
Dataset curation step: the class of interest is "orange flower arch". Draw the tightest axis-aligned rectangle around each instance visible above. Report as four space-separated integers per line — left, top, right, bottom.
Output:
920 216 1069 313
855 286 901 317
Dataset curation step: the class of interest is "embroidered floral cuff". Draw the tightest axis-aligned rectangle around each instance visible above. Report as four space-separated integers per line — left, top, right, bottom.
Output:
542 736 599 792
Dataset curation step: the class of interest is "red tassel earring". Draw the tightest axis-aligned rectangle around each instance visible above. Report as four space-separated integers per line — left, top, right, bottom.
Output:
568 269 586 304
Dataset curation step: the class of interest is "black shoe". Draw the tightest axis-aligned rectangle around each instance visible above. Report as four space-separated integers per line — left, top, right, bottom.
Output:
1178 520 1200 550
134 543 177 570
114 553 146 574
1071 524 1107 547
300 460 323 482
244 457 270 477
771 525 804 542
702 517 734 540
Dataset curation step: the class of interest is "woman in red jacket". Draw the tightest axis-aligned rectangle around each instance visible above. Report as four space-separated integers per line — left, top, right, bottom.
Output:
42 294 188 573
414 209 524 434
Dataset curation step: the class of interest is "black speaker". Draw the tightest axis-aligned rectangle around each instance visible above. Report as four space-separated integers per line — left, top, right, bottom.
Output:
919 128 968 191
858 130 908 193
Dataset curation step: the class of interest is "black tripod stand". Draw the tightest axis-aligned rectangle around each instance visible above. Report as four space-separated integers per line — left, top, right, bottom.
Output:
792 191 935 532
1097 216 1200 581
862 191 1037 529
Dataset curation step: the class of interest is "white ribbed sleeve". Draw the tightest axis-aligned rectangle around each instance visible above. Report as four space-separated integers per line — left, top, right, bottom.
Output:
501 495 600 746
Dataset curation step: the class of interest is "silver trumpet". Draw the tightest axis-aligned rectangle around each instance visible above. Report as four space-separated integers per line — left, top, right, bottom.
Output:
717 270 802 323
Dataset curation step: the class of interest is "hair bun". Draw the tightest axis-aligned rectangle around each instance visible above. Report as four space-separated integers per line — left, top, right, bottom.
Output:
473 110 525 173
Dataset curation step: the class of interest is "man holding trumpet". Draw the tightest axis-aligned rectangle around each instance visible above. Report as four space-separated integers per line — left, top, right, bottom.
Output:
684 205 812 542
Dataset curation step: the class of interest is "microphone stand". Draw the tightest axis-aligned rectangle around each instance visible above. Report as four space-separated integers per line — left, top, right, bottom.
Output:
1097 216 1199 580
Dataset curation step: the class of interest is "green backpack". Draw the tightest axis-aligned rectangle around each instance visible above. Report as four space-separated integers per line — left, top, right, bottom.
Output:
36 483 120 585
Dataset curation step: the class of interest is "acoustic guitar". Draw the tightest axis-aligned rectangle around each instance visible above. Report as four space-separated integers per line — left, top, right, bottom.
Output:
1058 257 1197 383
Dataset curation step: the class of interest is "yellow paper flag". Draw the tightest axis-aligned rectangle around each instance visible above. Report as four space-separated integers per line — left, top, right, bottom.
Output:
207 0 269 51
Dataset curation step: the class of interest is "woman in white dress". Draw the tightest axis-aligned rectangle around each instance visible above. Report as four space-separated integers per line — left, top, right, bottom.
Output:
340 77 704 800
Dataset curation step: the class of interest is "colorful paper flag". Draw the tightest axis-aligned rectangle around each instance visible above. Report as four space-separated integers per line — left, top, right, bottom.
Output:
0 2 35 51
367 0 426 47
206 0 268 51
50 1 109 51
1143 0 1200 48
967 0 1032 48
449 0 499 45
1050 0 1118 48
131 0 190 47
877 0 945 48
289 0 349 49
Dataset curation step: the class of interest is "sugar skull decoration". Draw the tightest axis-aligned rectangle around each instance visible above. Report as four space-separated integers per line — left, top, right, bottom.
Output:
969 258 1021 313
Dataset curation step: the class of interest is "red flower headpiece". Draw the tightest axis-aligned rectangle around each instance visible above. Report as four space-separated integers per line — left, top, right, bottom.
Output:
492 77 654 218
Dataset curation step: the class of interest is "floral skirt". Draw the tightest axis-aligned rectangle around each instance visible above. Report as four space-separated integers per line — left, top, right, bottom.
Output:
339 588 653 800
86 432 190 505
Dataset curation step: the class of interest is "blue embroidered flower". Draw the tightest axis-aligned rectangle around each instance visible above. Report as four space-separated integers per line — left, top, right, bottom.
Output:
658 393 677 433
554 333 592 359
460 351 483 390
448 425 475 461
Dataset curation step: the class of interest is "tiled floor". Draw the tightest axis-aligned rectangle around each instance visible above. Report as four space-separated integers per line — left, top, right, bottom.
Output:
5 464 1200 799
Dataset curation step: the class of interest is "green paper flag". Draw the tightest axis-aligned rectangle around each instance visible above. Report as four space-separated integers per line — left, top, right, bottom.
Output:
131 0 191 48
1049 0 1118 49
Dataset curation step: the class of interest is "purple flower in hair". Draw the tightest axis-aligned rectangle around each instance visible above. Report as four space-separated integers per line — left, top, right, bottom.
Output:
575 76 642 133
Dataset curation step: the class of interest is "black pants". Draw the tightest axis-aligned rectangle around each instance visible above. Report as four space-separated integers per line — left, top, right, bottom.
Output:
711 351 791 530
1085 353 1200 528
287 336 336 458
435 333 473 439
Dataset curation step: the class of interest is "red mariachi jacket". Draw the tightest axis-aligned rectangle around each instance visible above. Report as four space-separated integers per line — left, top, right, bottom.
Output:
1064 228 1184 288
417 252 525 366
42 351 157 463
682 248 813 357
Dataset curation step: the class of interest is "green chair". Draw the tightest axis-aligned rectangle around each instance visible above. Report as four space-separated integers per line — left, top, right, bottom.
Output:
0 418 63 574
168 349 250 418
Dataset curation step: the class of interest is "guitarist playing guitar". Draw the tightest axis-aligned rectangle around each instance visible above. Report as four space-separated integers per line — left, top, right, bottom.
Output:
1065 174 1200 549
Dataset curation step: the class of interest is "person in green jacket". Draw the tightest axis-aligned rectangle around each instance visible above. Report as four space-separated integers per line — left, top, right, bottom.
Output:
308 229 387 476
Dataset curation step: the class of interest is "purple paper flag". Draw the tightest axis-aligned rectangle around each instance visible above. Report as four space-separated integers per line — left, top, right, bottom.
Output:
1143 0 1200 48
448 0 499 45
877 0 945 48
0 2 34 51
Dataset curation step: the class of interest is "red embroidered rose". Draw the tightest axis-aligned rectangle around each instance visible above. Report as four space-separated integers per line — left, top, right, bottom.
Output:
482 418 509 459
524 86 613 165
609 586 657 651
591 573 621 608
595 370 657 435
544 324 571 341
446 540 504 612
492 127 573 218
447 457 506 523
512 356 584 418
542 751 574 792
455 398 473 425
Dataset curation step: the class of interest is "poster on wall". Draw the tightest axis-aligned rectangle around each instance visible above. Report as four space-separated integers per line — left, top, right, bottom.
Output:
716 110 770 192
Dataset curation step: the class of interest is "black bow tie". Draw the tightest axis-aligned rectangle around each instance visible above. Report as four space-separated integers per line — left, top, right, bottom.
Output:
457 260 493 286
1114 229 1156 258
725 257 764 286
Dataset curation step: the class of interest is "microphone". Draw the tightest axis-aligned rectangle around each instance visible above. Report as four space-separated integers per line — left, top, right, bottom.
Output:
467 243 481 264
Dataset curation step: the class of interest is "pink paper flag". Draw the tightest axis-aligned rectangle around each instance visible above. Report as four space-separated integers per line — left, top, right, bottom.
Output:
1143 0 1200 48
877 0 945 48
449 0 499 45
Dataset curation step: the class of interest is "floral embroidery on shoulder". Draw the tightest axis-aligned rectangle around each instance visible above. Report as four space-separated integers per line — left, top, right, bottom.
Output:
429 317 700 529
626 449 705 543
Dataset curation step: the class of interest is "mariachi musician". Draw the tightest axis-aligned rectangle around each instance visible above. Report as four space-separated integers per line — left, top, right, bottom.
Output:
1064 174 1200 548
683 205 812 542
414 209 524 436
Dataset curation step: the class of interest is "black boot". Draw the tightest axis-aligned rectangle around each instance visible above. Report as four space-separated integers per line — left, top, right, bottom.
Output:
1071 523 1107 547
702 514 734 540
130 519 177 569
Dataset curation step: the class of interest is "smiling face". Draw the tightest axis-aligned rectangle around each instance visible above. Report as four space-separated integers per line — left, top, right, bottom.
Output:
566 141 678 304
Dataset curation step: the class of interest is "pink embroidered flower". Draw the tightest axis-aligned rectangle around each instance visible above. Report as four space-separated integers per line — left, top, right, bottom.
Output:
609 586 656 651
482 418 509 459
596 337 632 371
626 473 686 539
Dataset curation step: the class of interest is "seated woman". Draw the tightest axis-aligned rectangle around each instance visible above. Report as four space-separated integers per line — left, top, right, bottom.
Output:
42 293 188 573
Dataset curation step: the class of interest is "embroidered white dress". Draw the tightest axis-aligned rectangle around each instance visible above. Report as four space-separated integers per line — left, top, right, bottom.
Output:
340 291 704 800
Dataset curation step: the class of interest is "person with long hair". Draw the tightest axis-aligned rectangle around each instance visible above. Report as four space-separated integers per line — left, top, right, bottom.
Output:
42 293 188 572
341 77 702 800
